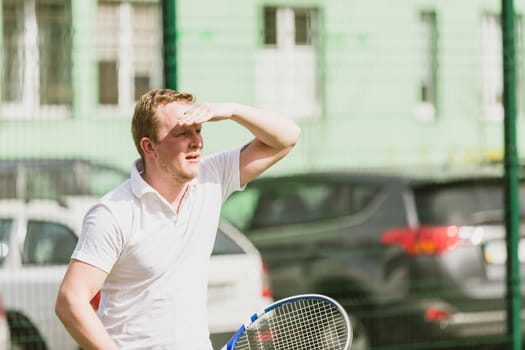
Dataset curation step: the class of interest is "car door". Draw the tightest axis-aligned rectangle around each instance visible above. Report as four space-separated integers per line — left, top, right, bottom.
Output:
207 221 272 348
223 175 410 301
0 200 81 350
225 177 359 298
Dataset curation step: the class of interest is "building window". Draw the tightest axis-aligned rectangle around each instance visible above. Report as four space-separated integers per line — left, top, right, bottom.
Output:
263 7 277 46
294 8 316 45
96 1 162 115
482 14 504 120
482 13 523 121
417 11 437 121
1 0 72 119
256 6 321 119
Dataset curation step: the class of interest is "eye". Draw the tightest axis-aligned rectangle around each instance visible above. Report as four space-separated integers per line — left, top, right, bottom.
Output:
174 129 189 137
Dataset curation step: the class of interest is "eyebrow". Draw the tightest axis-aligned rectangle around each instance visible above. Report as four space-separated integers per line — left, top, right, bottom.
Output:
171 124 202 134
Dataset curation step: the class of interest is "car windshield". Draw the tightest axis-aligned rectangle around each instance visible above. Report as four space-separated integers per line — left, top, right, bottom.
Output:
414 179 525 225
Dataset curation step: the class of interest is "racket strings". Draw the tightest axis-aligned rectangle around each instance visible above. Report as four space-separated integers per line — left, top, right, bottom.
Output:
271 300 346 349
235 298 350 350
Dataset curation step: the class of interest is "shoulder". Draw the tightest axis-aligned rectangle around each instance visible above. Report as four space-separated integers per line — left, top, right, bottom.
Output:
98 180 135 211
200 148 241 179
85 180 136 229
198 148 243 201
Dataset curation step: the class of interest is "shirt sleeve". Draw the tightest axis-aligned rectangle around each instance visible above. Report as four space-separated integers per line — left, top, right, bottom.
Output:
201 147 246 203
72 203 124 274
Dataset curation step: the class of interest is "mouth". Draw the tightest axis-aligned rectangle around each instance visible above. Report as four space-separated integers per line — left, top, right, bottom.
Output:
185 153 201 162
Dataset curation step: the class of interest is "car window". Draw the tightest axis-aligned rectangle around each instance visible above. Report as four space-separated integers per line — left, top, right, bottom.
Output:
87 166 128 196
23 220 78 265
0 172 17 198
221 188 260 230
27 167 82 199
246 180 381 229
414 180 525 225
250 188 307 229
212 229 245 255
0 160 128 200
0 219 12 266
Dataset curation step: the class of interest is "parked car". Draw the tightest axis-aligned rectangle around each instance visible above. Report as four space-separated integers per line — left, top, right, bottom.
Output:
0 197 272 350
0 158 129 200
207 220 273 348
221 167 525 350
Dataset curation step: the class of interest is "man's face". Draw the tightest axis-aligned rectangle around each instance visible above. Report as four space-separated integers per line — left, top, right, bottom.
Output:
151 101 203 181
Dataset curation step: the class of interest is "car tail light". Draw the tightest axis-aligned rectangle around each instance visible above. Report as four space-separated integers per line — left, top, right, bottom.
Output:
256 330 274 342
380 226 460 255
425 307 451 322
261 261 272 299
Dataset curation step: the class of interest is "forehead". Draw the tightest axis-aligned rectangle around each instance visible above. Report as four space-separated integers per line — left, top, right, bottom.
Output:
157 101 192 124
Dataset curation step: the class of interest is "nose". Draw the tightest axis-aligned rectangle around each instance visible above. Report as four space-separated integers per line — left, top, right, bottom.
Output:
190 131 203 148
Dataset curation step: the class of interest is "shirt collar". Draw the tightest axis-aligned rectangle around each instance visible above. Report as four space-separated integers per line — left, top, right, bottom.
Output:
130 159 156 198
130 159 198 199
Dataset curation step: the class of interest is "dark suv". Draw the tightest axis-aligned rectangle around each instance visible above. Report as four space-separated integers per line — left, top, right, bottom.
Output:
221 168 525 350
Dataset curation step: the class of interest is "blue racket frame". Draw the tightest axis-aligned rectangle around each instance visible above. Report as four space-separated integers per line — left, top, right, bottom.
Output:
222 293 351 350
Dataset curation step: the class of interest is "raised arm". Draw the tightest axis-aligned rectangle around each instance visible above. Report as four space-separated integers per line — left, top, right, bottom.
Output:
230 104 300 185
179 102 301 185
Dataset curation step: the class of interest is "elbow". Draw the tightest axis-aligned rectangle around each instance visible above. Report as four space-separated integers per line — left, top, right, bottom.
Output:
55 289 76 324
55 294 67 322
285 124 301 149
279 123 300 150
291 125 301 146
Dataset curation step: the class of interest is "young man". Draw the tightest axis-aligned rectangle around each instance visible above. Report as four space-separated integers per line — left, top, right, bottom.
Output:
55 89 300 349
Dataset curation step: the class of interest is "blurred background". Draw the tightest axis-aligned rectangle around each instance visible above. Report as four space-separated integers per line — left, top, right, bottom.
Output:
1 0 525 349
1 0 523 171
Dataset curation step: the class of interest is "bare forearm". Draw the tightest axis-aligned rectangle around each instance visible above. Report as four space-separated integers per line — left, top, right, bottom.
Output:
179 102 300 150
56 297 118 350
230 104 301 150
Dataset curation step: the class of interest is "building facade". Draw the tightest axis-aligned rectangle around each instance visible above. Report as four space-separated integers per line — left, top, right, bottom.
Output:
0 0 524 174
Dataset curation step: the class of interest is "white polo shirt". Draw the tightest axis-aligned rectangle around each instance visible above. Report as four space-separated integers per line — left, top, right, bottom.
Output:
72 148 244 350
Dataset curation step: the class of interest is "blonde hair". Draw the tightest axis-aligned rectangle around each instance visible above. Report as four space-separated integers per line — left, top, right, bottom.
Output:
131 89 194 158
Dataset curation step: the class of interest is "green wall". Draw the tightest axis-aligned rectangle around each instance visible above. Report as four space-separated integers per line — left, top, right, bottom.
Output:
0 0 523 174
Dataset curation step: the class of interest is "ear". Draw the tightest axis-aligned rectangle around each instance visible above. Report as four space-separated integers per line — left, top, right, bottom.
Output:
140 137 156 159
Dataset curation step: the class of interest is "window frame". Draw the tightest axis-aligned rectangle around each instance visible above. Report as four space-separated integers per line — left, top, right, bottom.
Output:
95 1 163 118
416 10 438 121
481 13 523 121
1 0 73 120
256 5 322 120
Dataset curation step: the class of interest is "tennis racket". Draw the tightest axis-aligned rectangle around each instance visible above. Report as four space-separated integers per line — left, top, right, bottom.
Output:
221 294 352 350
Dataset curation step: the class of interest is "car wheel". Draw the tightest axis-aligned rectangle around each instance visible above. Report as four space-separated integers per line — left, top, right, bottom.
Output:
348 314 370 350
7 312 47 350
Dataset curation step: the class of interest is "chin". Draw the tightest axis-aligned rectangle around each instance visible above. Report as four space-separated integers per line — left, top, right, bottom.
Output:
183 167 200 180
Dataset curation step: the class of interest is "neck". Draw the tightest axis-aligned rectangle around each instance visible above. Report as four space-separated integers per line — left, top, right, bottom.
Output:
141 169 190 211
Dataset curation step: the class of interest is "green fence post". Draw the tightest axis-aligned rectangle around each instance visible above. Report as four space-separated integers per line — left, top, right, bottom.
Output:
162 0 177 90
502 0 522 349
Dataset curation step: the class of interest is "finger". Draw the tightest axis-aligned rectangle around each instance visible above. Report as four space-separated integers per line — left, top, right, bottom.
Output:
182 105 211 123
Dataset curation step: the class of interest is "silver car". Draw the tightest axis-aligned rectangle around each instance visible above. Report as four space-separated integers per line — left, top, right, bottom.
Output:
0 197 272 350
